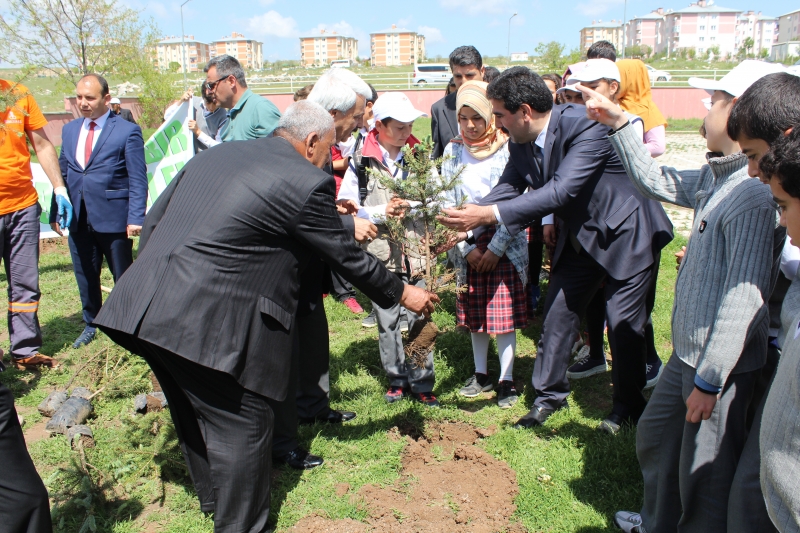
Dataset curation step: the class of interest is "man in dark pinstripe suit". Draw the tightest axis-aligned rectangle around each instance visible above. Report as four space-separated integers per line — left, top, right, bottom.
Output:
94 101 437 533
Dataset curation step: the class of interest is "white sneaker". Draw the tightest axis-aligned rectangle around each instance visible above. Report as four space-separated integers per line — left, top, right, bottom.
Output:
571 334 585 355
614 511 644 533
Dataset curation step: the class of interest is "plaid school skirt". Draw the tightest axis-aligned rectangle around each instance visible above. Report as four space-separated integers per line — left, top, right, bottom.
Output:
456 227 531 334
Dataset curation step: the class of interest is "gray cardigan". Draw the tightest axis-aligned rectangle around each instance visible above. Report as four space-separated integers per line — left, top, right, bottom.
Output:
760 275 800 533
609 124 778 389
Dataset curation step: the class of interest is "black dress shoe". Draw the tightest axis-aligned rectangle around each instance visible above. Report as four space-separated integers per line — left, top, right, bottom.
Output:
273 447 324 470
72 327 96 349
513 401 569 429
298 409 356 426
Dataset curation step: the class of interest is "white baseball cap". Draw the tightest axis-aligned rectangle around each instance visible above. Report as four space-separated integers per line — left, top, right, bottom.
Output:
566 59 621 84
110 97 121 104
372 92 427 123
688 60 787 97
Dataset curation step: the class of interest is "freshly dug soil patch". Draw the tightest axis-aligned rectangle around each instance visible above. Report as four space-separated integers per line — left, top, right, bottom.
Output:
289 422 526 533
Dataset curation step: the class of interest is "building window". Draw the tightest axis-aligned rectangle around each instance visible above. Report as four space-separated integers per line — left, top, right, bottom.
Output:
711 25 716 30
700 25 705 30
698 47 704 53
711 36 716 41
699 36 705 41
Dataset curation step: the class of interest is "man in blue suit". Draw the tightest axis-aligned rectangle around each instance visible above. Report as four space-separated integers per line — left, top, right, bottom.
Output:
53 74 147 349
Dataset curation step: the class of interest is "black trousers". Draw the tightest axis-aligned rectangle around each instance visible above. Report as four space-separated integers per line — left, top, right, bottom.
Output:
270 295 331 456
329 270 356 302
0 384 52 533
68 208 133 328
536 243 655 421
101 329 273 533
584 253 662 366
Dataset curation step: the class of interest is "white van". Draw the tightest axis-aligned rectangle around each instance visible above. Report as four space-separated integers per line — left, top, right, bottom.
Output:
413 64 451 86
330 59 353 68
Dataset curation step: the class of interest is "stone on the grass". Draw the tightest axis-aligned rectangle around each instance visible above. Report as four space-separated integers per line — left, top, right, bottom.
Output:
134 394 148 414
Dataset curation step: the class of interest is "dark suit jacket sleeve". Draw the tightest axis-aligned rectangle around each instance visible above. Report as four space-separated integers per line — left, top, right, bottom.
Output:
139 167 186 252
125 126 148 227
483 124 612 236
431 100 442 160
290 180 404 310
340 213 355 233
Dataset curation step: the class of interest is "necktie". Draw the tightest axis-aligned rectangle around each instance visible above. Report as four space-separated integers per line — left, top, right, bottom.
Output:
533 143 544 175
84 121 96 168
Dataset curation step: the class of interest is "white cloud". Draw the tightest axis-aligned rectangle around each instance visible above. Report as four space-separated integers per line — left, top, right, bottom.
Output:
575 0 624 17
247 10 299 39
397 17 414 29
439 0 515 16
418 26 444 43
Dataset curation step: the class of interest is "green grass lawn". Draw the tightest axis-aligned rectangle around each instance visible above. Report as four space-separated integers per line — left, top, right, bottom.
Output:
0 233 685 532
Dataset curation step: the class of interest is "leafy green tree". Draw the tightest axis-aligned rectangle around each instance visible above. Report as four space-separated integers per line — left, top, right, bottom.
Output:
0 0 160 89
168 62 181 73
535 41 566 71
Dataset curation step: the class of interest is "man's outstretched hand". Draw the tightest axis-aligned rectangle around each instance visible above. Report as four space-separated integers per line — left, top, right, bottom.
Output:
399 284 440 318
573 83 629 131
438 204 496 232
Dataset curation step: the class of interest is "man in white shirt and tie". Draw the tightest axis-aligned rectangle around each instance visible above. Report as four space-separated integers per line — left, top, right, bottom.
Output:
53 74 148 349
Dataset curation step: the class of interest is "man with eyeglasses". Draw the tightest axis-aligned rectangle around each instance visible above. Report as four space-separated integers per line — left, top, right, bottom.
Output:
203 55 280 141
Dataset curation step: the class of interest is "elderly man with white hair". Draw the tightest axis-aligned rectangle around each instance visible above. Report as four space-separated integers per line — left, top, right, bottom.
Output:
94 99 438 533
270 69 382 471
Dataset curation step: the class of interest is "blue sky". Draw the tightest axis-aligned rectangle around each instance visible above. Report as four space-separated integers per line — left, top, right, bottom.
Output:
133 0 798 61
4 0 797 64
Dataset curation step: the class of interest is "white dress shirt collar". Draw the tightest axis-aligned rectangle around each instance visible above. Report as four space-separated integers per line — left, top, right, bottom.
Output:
83 109 111 130
534 111 552 149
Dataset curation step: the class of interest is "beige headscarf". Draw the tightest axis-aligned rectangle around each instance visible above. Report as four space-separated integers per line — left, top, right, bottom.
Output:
452 80 508 160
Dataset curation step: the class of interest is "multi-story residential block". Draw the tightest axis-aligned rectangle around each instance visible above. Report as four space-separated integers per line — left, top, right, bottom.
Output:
299 30 358 67
155 36 210 73
369 25 425 66
211 33 263 70
736 11 778 57
579 20 624 53
667 1 740 57
772 8 800 61
625 9 668 53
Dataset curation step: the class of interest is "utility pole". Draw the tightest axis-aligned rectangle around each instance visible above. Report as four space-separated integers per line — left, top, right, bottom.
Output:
622 0 628 59
508 13 518 66
180 0 192 89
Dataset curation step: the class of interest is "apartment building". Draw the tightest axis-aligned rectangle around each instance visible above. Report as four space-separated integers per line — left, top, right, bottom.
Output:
369 25 425 66
623 1 741 57
211 33 263 70
579 20 624 53
736 11 778 57
771 9 800 61
299 30 358 67
625 9 668 53
155 36 211 73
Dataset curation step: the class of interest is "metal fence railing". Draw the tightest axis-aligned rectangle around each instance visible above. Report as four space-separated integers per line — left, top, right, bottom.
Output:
174 68 733 93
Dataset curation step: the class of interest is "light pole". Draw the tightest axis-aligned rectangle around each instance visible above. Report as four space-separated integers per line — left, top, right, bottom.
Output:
621 0 627 59
507 12 517 66
180 0 192 89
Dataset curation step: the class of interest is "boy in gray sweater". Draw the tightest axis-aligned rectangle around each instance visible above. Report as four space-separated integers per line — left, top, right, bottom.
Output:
576 61 783 533
758 129 800 533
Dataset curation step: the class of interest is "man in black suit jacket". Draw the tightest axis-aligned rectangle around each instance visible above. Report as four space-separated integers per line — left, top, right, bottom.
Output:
109 98 136 124
430 45 485 160
440 67 673 431
94 101 437 532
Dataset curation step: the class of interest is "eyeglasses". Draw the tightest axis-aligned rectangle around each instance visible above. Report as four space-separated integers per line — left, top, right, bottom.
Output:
205 76 229 92
702 97 713 111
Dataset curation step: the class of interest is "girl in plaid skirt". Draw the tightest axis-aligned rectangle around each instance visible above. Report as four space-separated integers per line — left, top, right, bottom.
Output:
441 81 530 408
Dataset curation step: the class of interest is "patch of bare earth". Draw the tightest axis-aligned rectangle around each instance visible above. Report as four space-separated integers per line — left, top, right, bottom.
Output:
289 422 526 533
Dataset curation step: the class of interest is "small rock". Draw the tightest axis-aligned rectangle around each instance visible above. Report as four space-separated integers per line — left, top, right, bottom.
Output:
70 387 92 399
